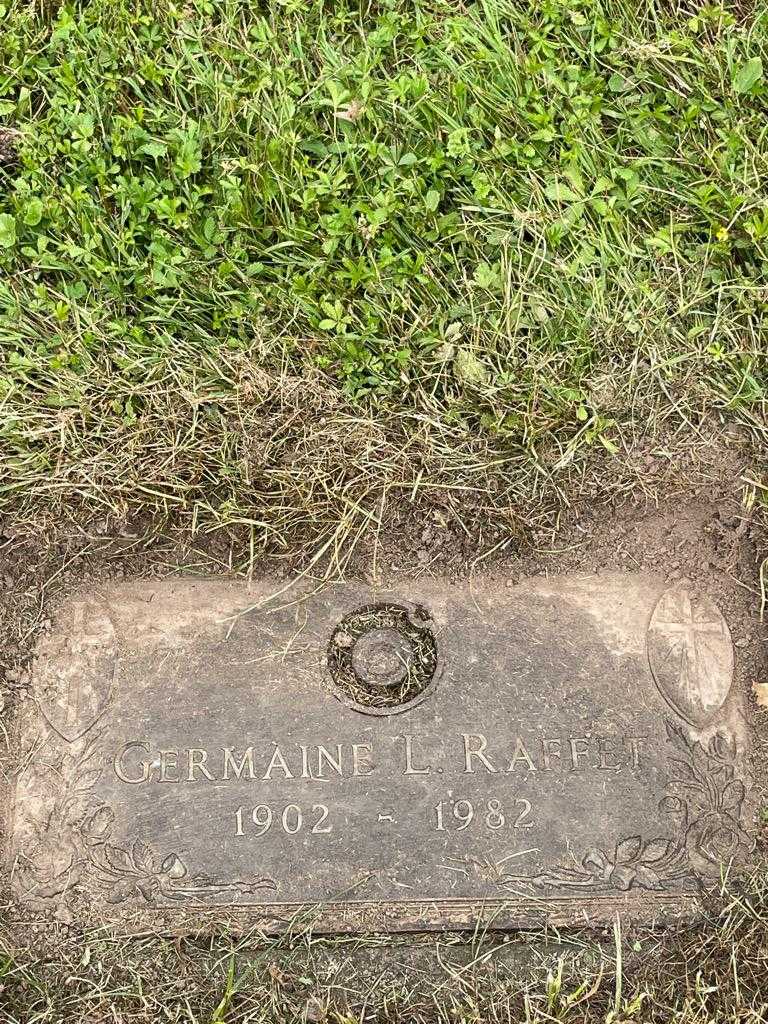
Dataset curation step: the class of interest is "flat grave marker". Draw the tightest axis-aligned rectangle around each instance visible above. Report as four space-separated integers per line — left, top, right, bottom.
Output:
3 576 754 932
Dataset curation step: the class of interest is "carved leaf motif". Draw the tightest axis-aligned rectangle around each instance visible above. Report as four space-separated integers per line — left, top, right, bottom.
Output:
74 769 102 792
21 730 279 908
83 806 114 840
582 849 609 876
614 836 642 864
705 764 728 785
667 757 696 781
692 742 714 777
499 717 748 897
103 844 136 874
639 838 671 864
131 840 156 874
62 793 96 828
665 721 691 753
721 780 745 815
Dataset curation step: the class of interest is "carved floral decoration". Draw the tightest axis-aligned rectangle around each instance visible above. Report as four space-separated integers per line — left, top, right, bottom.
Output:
500 721 752 894
17 720 750 905
16 732 276 906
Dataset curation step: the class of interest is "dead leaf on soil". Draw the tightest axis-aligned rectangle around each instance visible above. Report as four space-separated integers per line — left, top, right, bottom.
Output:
267 962 287 985
335 100 364 122
305 996 326 1022
454 347 489 386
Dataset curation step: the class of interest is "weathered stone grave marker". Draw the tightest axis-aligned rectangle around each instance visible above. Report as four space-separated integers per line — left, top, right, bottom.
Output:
3 576 754 932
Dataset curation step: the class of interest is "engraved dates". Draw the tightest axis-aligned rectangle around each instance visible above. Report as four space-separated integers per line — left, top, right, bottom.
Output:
433 797 535 832
13 578 755 933
498 720 752 894
15 732 277 907
234 803 333 837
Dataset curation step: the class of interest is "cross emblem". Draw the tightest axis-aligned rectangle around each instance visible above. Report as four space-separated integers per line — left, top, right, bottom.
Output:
37 599 117 743
647 586 733 728
60 604 110 728
654 591 725 704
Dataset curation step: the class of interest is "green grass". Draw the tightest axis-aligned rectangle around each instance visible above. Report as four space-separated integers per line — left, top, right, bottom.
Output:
0 6 767 1019
0 0 766 556
0 870 767 1022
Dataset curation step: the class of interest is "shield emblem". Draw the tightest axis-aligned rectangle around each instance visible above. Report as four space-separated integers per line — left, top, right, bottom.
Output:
647 587 733 728
36 595 117 742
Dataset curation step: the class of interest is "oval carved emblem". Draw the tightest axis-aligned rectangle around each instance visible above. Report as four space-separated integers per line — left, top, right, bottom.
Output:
36 595 118 742
646 587 733 728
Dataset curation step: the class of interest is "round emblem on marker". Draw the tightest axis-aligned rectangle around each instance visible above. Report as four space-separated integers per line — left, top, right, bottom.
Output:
328 603 438 715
